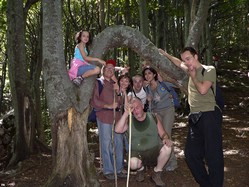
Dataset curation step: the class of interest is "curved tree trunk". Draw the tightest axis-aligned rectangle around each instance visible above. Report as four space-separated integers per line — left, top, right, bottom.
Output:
91 25 188 92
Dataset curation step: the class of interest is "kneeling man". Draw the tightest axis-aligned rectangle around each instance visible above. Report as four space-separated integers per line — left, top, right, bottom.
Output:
115 97 172 187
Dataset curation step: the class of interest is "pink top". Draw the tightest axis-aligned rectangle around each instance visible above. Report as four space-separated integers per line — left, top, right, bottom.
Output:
68 58 88 80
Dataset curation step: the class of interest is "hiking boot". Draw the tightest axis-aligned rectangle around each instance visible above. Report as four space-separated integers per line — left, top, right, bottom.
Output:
104 173 115 180
72 76 84 86
151 170 165 187
136 169 145 182
117 171 127 179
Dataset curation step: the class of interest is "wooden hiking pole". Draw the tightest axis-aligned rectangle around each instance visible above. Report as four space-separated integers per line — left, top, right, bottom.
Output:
126 105 132 187
112 89 118 187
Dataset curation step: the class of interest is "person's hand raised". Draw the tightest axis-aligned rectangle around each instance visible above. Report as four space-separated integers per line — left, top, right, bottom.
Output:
124 102 133 114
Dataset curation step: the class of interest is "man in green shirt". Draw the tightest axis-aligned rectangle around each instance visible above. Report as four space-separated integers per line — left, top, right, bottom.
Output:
159 47 224 187
115 97 172 187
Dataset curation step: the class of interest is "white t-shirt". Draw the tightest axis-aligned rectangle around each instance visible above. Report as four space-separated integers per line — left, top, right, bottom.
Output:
131 88 147 104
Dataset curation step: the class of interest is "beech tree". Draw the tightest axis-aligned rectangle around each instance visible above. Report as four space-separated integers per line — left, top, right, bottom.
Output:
186 0 211 49
6 0 38 168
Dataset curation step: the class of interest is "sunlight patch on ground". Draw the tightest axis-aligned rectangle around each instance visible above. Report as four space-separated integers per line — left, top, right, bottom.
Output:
41 153 51 158
224 166 230 172
174 122 187 128
229 127 248 138
230 127 249 132
0 181 15 186
223 149 239 155
89 128 99 135
177 150 185 158
222 115 241 123
174 140 185 158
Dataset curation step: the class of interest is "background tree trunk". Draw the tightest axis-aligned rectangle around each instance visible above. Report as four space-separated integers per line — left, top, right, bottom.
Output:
99 0 105 31
6 0 35 168
138 0 149 38
156 0 165 49
186 0 211 49
0 54 7 113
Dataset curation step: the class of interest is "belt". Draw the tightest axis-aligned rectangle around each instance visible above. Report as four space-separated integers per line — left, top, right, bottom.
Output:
100 108 121 112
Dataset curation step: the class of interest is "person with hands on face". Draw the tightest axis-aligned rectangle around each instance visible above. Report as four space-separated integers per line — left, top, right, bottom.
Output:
131 74 148 110
159 47 224 187
115 97 172 187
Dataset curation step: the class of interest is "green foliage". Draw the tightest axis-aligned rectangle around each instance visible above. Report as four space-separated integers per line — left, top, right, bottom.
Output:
1 0 249 144
211 0 249 64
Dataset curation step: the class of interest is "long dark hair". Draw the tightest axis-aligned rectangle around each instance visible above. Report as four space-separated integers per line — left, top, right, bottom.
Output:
142 66 158 81
118 74 133 94
75 30 92 52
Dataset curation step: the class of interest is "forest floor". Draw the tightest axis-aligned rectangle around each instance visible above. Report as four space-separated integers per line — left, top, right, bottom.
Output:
0 61 249 187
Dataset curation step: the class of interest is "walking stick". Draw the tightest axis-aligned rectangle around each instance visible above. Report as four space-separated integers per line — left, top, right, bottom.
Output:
112 89 118 187
126 105 132 187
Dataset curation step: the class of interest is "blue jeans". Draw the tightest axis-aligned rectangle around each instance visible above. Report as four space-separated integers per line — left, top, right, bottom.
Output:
77 64 96 76
97 119 124 175
185 107 224 187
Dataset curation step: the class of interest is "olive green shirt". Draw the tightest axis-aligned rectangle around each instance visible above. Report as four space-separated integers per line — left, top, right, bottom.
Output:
131 113 161 152
188 65 216 113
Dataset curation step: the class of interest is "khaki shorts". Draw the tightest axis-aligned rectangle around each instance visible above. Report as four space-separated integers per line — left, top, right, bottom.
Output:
131 144 163 166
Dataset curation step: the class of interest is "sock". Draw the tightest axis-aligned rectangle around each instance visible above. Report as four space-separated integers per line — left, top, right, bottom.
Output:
137 166 144 171
154 167 162 172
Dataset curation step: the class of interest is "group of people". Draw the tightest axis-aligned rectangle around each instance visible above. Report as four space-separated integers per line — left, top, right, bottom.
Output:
67 30 224 187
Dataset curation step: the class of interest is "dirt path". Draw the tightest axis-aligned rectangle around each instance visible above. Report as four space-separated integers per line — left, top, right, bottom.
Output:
1 78 249 187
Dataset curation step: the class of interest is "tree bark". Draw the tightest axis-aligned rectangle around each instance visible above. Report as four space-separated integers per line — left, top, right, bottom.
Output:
99 0 105 30
156 0 165 49
6 0 35 168
0 54 7 113
92 25 188 91
42 0 99 186
138 0 149 38
186 0 211 49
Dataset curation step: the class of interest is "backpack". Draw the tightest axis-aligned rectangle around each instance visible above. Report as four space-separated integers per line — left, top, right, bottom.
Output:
201 68 224 111
159 82 181 108
88 79 104 123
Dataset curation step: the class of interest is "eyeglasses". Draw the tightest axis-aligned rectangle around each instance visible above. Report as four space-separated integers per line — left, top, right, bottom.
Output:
105 67 114 70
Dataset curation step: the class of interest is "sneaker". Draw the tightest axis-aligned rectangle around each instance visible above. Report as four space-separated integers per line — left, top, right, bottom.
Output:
104 173 115 180
151 170 165 187
72 76 84 86
136 169 145 182
117 171 127 179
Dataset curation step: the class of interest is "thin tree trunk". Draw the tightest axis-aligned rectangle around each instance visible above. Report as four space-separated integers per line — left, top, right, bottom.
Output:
186 0 211 49
156 0 165 49
138 0 149 38
6 0 35 168
99 0 105 31
0 54 7 113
